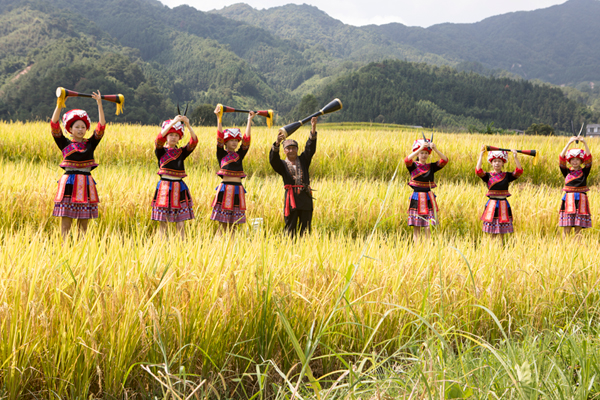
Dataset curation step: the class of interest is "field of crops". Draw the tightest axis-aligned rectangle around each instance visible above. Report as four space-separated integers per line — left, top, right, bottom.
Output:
1 121 600 399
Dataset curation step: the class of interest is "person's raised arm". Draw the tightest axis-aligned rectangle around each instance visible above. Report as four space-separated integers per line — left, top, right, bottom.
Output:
512 149 522 171
160 115 183 138
270 129 286 175
560 136 577 158
581 137 591 156
51 103 62 124
476 145 485 171
430 142 448 163
244 111 255 139
92 90 105 127
181 116 198 153
214 105 223 133
407 143 429 161
310 116 317 139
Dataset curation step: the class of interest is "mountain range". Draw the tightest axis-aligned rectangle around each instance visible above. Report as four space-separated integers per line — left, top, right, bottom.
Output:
0 0 598 130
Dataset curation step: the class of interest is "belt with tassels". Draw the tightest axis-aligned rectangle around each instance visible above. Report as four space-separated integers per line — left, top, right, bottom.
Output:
284 185 305 216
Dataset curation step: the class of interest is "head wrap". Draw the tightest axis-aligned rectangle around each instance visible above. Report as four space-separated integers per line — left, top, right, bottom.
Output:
62 109 91 133
283 139 298 149
162 119 185 138
566 148 585 162
223 128 242 143
412 139 432 153
487 150 508 163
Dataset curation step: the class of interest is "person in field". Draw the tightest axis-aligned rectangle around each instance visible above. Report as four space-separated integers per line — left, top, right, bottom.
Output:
558 136 592 237
210 105 255 235
476 146 522 237
404 138 449 240
151 115 198 238
50 90 106 238
270 117 318 237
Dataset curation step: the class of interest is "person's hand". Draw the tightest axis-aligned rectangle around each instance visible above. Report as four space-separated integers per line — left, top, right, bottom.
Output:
480 144 486 153
430 142 437 151
511 149 518 157
91 90 102 103
569 136 578 144
248 111 256 120
311 116 318 128
180 116 190 126
214 105 222 115
277 130 286 144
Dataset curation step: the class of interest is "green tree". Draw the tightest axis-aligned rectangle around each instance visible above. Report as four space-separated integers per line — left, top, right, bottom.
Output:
525 123 554 136
191 103 215 126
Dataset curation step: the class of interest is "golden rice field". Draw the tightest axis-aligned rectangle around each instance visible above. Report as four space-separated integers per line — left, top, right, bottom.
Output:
1 121 600 399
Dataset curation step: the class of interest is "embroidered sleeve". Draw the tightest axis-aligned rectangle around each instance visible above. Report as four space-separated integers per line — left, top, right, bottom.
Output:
475 168 485 177
217 130 224 148
559 155 568 168
241 133 251 150
50 121 69 150
155 132 166 149
93 123 106 140
584 154 592 169
436 158 448 168
512 168 524 178
185 136 198 153
404 157 416 172
50 121 62 137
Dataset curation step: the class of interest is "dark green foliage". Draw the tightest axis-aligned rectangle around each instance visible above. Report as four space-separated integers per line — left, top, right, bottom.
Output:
190 103 215 126
292 94 318 120
317 60 596 131
525 123 554 136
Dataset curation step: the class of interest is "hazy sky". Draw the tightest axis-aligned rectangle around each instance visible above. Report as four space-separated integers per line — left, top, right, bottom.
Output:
158 0 568 27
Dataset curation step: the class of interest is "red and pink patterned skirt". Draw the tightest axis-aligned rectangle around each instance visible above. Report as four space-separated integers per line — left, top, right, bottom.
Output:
480 198 513 234
210 182 246 224
151 179 194 223
52 173 99 219
407 191 438 227
559 192 592 228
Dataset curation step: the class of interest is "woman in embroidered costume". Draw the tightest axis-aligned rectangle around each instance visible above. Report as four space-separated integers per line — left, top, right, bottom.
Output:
559 136 592 237
211 105 255 234
151 115 198 238
405 139 448 240
50 91 105 238
476 146 523 236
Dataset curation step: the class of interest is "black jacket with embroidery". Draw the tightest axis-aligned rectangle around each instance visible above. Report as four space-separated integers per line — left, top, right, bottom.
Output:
269 135 316 210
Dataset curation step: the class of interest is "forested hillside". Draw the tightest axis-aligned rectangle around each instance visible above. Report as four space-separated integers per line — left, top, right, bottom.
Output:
317 60 594 131
0 0 598 131
218 0 600 87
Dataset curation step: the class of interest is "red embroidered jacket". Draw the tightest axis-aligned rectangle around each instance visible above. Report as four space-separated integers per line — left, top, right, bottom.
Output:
155 133 198 178
476 168 523 197
51 121 105 170
404 158 448 192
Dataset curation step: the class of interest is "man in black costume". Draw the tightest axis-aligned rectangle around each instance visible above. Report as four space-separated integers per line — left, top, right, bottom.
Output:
269 117 318 237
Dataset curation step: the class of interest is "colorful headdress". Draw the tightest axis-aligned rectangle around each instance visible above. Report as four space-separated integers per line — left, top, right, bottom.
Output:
412 139 432 153
283 139 298 149
161 120 185 138
566 148 585 161
223 128 242 143
62 109 91 133
487 150 508 163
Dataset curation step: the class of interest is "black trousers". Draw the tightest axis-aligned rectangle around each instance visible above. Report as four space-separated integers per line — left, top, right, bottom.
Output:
284 209 313 237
